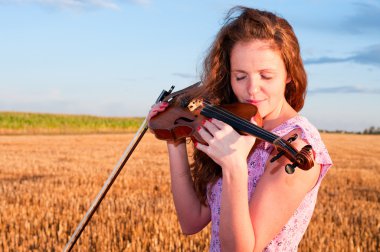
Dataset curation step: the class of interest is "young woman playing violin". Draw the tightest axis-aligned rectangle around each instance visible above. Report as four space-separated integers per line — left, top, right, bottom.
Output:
148 6 332 251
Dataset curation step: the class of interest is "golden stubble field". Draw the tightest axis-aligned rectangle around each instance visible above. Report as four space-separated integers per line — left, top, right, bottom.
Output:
0 133 379 251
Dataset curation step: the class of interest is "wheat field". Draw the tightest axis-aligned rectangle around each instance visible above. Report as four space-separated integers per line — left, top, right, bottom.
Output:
0 133 379 251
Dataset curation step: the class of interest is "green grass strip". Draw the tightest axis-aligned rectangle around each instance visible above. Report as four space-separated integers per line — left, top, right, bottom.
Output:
0 112 144 134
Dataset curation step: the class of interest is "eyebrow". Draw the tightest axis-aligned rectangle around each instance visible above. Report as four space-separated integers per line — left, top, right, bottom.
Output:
231 69 247 73
231 68 277 73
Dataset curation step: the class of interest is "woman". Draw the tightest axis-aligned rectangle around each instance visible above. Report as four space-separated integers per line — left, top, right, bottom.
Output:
148 6 332 251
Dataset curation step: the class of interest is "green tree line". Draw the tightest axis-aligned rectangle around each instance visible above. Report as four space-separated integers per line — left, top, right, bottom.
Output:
363 126 380 134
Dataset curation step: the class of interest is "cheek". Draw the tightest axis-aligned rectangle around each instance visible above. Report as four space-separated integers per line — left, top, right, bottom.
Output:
266 80 286 97
230 80 238 95
230 83 245 101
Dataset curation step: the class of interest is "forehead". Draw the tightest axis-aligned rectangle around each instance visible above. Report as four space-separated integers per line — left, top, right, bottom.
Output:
230 40 283 68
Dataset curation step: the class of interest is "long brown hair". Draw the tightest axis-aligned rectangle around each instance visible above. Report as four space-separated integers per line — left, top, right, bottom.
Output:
191 6 308 205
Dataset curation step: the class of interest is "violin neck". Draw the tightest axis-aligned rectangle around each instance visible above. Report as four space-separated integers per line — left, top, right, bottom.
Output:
201 104 294 153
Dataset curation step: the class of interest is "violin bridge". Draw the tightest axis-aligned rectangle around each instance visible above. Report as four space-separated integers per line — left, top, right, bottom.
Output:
187 98 203 112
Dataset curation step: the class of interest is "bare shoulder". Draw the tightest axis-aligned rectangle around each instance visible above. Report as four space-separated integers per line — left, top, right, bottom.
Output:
265 127 320 192
248 128 321 249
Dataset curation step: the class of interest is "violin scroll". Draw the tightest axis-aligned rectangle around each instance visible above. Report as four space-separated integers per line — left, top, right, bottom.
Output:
271 134 314 174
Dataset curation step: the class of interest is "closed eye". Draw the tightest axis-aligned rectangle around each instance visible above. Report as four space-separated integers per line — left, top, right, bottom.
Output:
236 75 246 81
261 74 272 80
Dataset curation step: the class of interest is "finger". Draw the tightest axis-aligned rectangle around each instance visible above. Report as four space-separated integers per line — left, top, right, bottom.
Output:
201 119 220 135
250 117 258 125
149 102 169 120
197 125 214 143
151 101 169 109
208 118 234 134
157 105 168 112
159 102 169 108
194 140 209 155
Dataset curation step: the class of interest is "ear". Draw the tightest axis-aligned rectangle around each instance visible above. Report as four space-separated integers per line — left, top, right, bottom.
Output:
286 74 292 84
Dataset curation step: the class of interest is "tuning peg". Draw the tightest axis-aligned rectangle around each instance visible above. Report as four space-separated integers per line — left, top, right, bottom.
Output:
270 150 284 163
287 134 298 143
270 134 298 163
285 163 297 174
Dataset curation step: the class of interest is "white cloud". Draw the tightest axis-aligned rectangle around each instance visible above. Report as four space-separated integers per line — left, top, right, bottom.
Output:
131 0 150 6
40 0 120 10
0 0 151 10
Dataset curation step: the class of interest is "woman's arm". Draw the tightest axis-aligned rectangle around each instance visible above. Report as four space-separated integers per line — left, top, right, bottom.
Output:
148 102 210 234
196 119 320 251
246 129 320 251
220 129 320 251
166 141 211 234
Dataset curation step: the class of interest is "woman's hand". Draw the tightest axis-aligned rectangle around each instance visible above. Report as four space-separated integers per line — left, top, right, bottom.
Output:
147 101 169 122
194 118 257 170
148 102 186 145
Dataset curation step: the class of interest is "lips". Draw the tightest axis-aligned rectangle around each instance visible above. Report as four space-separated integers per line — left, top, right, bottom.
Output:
246 99 265 105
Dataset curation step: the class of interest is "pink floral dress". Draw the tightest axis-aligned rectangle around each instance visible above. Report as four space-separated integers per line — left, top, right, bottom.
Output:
207 115 333 251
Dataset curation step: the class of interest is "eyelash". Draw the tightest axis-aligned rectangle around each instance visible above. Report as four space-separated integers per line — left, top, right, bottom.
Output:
261 75 272 80
235 74 273 81
236 76 246 81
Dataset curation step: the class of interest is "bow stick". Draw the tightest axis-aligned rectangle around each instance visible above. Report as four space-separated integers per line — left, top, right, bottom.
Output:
63 85 174 251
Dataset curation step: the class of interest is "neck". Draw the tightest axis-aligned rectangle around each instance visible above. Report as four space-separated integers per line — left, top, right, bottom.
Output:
262 101 297 131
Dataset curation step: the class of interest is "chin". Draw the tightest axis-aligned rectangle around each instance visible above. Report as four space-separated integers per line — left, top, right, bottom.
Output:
257 109 266 118
257 107 270 119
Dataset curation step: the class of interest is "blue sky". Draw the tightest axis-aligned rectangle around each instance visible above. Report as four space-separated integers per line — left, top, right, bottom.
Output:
0 0 379 131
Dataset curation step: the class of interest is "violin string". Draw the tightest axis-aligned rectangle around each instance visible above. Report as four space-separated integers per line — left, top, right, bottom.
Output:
204 106 277 142
201 102 280 143
200 102 303 163
201 101 270 138
201 103 300 158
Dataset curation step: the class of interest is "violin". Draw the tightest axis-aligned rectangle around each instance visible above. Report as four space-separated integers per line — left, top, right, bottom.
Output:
148 83 314 174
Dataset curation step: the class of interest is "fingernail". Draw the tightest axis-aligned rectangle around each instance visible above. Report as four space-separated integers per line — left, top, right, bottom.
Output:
193 141 198 147
197 126 202 131
201 120 206 125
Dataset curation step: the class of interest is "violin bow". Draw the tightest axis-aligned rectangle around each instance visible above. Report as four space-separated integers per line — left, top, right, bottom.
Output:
63 85 174 251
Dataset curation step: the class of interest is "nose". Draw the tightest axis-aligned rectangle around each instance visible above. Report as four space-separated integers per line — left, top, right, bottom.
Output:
247 76 260 96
